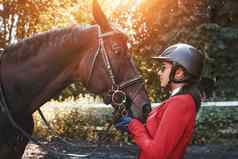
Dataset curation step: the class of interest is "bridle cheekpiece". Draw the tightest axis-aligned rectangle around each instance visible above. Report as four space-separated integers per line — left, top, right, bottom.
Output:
86 25 144 109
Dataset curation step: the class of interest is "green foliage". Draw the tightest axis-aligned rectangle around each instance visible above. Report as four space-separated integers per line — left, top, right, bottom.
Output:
199 25 238 100
0 0 49 48
131 0 238 101
1 0 238 100
0 0 93 98
34 103 238 145
34 106 127 144
193 107 238 144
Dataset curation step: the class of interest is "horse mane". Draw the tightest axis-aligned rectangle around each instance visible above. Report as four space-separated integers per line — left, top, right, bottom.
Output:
3 25 92 63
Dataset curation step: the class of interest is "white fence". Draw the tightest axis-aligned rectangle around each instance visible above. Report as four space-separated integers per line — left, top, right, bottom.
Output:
200 101 238 107
151 101 238 108
90 101 238 108
43 100 238 109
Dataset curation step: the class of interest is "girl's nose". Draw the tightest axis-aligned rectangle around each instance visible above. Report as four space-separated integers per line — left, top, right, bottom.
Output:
158 70 162 76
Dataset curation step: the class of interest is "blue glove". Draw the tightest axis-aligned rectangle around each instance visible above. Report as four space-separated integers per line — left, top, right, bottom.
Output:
115 115 133 133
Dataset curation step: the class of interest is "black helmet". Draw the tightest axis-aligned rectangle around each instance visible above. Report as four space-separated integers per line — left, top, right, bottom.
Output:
152 43 204 80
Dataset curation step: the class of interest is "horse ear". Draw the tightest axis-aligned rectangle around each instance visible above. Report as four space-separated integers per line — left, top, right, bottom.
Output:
92 0 112 32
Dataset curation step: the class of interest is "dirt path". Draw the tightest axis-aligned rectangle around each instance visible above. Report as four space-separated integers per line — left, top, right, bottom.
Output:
22 140 238 159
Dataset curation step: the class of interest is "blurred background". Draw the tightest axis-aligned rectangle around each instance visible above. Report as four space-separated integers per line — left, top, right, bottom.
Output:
1 0 238 152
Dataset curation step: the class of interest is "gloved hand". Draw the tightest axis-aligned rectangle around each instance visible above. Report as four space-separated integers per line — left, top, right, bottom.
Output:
114 115 133 133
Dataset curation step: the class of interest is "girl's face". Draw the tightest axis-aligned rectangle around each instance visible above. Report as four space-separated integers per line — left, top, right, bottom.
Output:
157 61 172 88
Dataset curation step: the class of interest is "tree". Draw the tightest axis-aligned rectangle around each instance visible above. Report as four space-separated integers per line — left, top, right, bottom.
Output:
0 0 93 99
137 0 238 100
0 0 138 99
111 0 238 101
0 0 47 49
1 0 237 100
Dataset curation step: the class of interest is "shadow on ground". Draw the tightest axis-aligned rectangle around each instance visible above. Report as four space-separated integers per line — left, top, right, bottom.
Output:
22 140 238 159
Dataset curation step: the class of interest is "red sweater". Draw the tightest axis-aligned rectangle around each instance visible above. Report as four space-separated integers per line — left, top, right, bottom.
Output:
128 94 196 159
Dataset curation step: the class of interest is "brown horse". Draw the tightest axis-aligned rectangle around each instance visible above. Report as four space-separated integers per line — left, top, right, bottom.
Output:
0 0 151 159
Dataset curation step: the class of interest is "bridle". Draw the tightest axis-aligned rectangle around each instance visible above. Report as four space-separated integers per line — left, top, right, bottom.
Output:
86 25 144 115
0 25 145 158
78 25 146 156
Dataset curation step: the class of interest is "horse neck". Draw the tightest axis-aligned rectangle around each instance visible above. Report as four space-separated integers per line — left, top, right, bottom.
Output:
1 50 77 114
1 25 99 114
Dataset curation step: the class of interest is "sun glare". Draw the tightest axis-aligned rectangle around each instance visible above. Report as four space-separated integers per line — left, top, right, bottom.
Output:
44 0 144 35
98 0 143 36
102 0 142 11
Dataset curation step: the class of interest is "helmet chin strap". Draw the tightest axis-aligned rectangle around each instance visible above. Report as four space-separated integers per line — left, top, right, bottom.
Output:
161 62 193 92
169 62 195 84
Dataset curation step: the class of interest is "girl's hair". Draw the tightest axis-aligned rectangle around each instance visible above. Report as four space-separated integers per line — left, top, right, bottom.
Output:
175 83 201 113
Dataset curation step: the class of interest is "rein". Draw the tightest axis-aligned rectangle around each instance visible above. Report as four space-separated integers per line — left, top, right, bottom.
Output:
0 78 87 158
37 25 145 156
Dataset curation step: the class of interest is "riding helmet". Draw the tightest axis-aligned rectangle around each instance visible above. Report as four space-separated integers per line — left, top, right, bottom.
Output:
152 43 204 79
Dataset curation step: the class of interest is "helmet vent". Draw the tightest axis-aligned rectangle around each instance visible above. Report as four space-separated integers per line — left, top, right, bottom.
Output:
162 46 177 56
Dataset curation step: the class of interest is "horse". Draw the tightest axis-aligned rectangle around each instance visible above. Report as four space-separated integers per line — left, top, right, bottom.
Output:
0 0 151 158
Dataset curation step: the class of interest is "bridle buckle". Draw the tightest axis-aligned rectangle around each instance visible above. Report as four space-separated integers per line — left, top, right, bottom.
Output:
111 89 127 106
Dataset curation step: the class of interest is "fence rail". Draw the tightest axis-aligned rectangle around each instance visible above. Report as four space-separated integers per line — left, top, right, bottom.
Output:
201 101 238 107
151 101 238 108
43 101 238 109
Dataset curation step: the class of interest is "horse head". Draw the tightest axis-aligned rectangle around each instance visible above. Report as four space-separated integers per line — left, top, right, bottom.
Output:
0 0 151 122
74 0 151 121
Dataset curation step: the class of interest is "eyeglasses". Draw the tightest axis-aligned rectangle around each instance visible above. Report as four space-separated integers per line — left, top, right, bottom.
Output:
157 64 166 72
